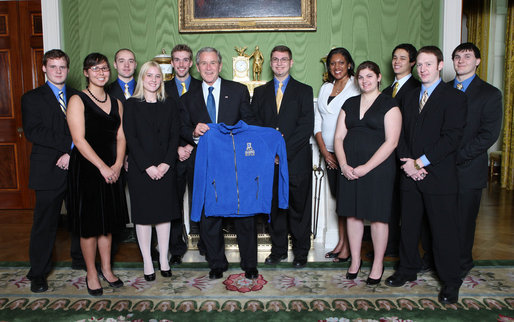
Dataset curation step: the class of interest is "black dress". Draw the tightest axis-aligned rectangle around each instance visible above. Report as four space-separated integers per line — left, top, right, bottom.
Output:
68 92 128 237
123 97 180 225
337 93 397 223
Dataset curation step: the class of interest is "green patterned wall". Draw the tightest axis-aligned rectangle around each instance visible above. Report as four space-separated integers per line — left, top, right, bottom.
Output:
61 0 442 93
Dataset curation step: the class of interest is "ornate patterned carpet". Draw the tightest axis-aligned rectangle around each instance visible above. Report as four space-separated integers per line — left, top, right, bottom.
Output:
0 261 513 321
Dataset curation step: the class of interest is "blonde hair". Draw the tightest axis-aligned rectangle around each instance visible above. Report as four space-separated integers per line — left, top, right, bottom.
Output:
132 61 166 102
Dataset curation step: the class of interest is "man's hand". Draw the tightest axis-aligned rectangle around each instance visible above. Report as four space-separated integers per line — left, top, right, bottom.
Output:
178 145 193 162
193 123 210 137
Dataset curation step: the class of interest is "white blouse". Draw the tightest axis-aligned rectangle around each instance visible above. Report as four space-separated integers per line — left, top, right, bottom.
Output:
314 77 360 152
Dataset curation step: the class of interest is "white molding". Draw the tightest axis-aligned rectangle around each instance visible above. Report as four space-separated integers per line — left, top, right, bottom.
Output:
41 0 62 51
441 0 462 81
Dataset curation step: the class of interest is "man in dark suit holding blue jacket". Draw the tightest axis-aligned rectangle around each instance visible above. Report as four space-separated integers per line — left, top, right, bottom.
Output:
179 47 257 280
385 46 467 305
22 49 79 293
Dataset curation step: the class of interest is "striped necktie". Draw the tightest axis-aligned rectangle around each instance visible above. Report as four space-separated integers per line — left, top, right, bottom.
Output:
181 82 187 95
419 90 428 113
392 82 399 98
124 83 131 99
276 82 283 112
58 91 66 115
456 83 463 91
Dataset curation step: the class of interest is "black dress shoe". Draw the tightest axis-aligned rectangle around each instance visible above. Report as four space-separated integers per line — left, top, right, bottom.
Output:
170 255 183 265
292 258 307 268
144 273 156 281
325 251 340 258
98 270 124 288
385 272 417 287
209 269 224 280
438 285 460 304
86 277 103 296
160 269 172 277
264 254 287 265
245 268 259 279
346 260 362 280
30 276 48 293
366 266 384 285
333 255 351 263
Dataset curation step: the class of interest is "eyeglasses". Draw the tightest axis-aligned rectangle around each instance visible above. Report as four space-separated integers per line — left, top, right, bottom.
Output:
89 66 110 73
271 57 291 64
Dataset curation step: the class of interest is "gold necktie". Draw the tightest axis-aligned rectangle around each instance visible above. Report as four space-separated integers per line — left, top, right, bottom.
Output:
181 82 187 95
456 83 463 91
419 90 428 113
124 83 130 99
58 91 66 115
392 82 399 98
276 82 283 113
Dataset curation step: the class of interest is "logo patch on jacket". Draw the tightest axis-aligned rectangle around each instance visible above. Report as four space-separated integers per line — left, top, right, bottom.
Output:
245 142 255 156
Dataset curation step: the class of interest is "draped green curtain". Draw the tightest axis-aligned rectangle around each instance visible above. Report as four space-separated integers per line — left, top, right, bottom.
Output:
501 1 514 190
463 0 491 80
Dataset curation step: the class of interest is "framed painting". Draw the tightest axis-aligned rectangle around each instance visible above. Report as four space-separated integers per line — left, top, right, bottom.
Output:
178 0 316 32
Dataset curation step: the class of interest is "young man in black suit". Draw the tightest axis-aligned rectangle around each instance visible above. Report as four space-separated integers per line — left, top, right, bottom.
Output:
385 46 467 305
179 47 256 280
380 43 420 259
22 49 79 292
164 44 202 265
451 42 502 278
251 45 314 269
106 48 137 102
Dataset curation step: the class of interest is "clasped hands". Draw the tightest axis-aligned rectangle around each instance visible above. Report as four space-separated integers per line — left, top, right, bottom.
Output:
146 163 170 181
400 158 428 181
341 164 369 180
178 144 194 162
100 163 122 184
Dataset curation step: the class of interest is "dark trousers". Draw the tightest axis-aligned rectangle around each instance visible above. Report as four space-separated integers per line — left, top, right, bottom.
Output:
200 213 257 270
457 188 482 272
169 158 192 256
269 169 312 260
398 189 461 287
386 169 401 254
28 183 66 278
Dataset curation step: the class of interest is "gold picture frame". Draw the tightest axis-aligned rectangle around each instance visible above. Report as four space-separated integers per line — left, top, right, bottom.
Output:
178 0 317 33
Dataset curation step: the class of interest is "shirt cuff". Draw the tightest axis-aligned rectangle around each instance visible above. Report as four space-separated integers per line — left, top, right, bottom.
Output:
419 155 430 167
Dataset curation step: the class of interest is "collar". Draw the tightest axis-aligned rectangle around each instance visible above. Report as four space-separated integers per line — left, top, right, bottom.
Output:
47 81 66 101
117 78 136 94
274 75 291 93
202 77 221 91
174 75 191 95
216 120 249 134
393 73 412 88
453 74 476 92
420 78 442 99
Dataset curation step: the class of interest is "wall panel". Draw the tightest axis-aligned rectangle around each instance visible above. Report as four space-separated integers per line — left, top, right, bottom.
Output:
62 0 441 92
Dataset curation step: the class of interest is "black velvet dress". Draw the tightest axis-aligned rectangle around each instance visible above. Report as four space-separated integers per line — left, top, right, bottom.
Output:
337 93 397 223
68 92 128 238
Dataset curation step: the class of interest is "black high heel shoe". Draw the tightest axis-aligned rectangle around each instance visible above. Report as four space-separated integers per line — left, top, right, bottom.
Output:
346 260 362 280
98 269 124 288
86 276 103 296
160 269 172 277
366 265 385 285
144 272 156 281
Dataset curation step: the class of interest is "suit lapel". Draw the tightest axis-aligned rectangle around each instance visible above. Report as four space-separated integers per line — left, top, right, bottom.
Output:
42 84 65 118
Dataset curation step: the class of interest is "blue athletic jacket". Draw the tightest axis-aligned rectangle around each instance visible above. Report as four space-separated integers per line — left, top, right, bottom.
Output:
191 121 289 222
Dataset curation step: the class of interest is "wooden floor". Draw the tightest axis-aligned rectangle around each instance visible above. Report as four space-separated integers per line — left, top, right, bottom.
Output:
0 183 512 263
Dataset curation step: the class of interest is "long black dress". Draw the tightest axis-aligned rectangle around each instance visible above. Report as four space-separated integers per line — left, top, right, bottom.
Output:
123 97 180 225
68 92 128 238
337 93 397 223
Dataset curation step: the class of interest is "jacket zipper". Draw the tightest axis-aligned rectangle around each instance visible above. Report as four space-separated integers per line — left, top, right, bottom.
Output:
230 132 240 213
212 180 217 202
255 176 259 199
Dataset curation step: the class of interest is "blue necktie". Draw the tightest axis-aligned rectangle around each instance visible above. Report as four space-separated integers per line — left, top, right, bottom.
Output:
207 86 216 123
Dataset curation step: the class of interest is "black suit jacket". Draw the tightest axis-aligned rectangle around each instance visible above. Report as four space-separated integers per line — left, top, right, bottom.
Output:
450 76 503 189
21 83 79 190
398 81 467 194
383 75 420 103
165 77 202 148
251 77 314 174
106 79 135 104
179 78 254 146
